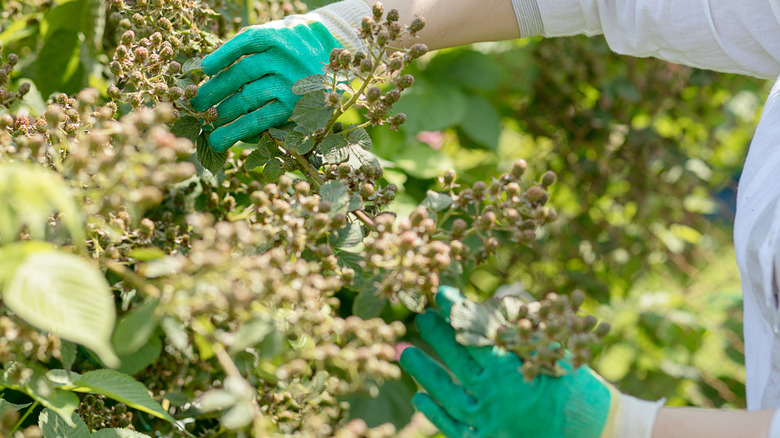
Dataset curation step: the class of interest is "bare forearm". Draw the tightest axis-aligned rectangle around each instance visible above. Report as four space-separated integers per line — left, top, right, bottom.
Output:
653 407 775 438
358 0 520 50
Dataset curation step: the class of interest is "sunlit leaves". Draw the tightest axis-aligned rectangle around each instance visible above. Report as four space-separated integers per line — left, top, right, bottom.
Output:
0 242 118 367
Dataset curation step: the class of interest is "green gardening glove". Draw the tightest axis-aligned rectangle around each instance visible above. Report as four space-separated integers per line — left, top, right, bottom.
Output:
399 286 663 438
191 0 371 152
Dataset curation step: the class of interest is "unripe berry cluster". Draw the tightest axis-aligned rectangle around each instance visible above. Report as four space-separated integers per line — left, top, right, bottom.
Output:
450 290 611 380
0 49 29 109
322 2 428 130
79 395 134 430
108 0 221 112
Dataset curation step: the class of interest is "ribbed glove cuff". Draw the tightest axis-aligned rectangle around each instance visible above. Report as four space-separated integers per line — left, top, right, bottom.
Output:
611 394 665 438
268 0 371 53
509 0 544 37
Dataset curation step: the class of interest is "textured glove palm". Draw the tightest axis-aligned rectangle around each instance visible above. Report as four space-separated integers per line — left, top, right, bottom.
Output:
400 287 619 438
190 21 342 152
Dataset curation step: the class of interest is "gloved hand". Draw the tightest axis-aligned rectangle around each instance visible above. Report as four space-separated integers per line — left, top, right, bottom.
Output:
400 286 664 438
190 0 371 152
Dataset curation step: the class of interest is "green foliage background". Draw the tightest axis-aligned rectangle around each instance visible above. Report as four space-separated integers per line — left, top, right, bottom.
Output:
0 0 769 433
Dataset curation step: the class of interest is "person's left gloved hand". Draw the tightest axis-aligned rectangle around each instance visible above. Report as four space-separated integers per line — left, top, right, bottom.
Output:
190 0 371 152
400 286 663 438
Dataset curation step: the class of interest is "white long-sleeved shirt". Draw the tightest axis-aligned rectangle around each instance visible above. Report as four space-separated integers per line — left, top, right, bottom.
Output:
511 0 780 433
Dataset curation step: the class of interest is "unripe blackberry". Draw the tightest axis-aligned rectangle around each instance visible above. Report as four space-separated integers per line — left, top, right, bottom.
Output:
372 2 384 18
338 50 352 67
115 44 129 59
184 84 199 99
168 86 184 100
121 30 135 45
389 113 406 128
7 53 18 66
410 16 426 32
107 85 121 100
338 162 351 176
154 82 168 96
383 89 401 104
366 87 381 103
360 57 373 73
134 46 149 62
118 18 132 29
158 17 173 31
396 74 414 89
360 183 375 198
451 218 467 238
109 61 122 75
408 43 428 60
442 168 456 185
595 322 611 337
18 82 30 96
541 170 556 187
388 57 403 71
386 9 400 22
376 30 389 46
132 13 145 26
168 61 181 74
160 45 174 61
361 16 374 33
525 186 545 203
512 159 527 177
204 107 218 122
332 121 344 133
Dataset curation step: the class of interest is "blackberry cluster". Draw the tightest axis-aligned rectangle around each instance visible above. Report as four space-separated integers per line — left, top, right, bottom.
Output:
450 290 611 380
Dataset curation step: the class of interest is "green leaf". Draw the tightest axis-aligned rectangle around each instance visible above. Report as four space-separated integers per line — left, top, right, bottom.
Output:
292 74 329 95
38 408 90 438
449 298 502 347
346 373 417 429
348 195 363 212
460 94 501 149
181 57 203 74
320 133 349 164
0 162 84 245
268 127 291 141
58 369 175 424
291 91 333 132
0 242 119 367
345 127 372 151
0 398 30 418
392 83 467 134
112 299 160 356
60 341 77 372
352 287 387 319
422 190 453 212
197 133 229 175
33 28 84 97
245 138 273 171
397 289 426 313
229 314 275 354
118 334 162 376
319 181 349 215
91 429 152 438
262 158 284 183
334 222 363 248
286 129 316 155
0 364 80 427
170 115 202 143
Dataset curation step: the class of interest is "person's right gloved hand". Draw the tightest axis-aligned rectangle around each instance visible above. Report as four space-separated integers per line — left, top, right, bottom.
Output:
400 286 665 438
190 0 371 153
